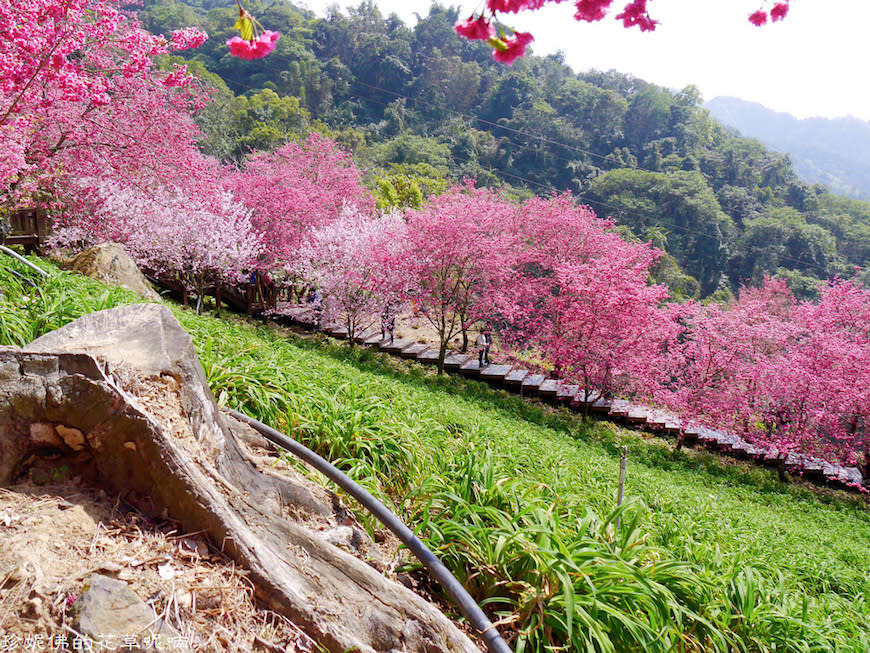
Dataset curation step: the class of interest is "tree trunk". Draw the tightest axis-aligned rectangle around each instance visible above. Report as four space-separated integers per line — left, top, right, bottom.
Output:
437 340 448 375
2 305 479 653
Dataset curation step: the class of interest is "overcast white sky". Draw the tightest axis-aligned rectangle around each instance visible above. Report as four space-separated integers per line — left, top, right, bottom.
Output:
301 0 870 121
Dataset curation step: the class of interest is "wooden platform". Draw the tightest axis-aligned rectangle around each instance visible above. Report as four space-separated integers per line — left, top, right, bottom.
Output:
538 379 559 399
521 373 546 395
503 368 528 388
443 353 470 370
459 358 482 377
400 343 430 359
556 384 578 402
380 339 413 354
480 364 512 384
416 348 443 364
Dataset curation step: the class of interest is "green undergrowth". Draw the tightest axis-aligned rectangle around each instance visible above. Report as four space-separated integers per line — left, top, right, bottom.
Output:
3 255 869 652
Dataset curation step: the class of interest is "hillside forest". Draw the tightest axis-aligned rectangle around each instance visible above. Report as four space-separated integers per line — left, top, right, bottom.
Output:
140 0 870 300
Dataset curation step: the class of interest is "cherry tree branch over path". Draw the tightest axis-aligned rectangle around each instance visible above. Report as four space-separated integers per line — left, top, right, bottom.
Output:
456 0 790 63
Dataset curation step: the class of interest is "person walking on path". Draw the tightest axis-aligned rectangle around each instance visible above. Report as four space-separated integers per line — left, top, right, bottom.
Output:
381 308 395 344
476 329 492 367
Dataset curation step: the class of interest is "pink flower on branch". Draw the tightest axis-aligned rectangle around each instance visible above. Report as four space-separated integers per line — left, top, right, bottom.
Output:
455 0 790 64
615 0 657 31
770 2 789 21
168 27 209 51
227 0 281 60
226 31 281 60
491 31 534 64
748 10 768 26
574 0 614 22
454 15 495 40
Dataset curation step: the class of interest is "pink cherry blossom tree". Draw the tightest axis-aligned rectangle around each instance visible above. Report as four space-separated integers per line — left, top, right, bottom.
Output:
295 207 407 345
650 276 869 476
385 181 520 373
495 194 672 411
0 0 207 206
650 278 800 453
226 133 374 277
51 180 261 313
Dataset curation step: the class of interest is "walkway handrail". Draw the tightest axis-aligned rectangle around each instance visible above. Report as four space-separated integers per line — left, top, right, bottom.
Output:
227 408 514 653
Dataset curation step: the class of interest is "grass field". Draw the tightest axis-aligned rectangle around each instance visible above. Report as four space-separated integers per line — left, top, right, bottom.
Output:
2 255 868 652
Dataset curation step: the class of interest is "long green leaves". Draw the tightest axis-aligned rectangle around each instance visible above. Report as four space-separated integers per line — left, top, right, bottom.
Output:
3 255 868 652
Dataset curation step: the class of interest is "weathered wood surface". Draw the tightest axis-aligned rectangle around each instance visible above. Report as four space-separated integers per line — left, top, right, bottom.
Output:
443 353 470 370
503 368 528 386
416 348 443 363
2 305 480 653
521 373 546 394
380 339 412 354
537 379 559 398
399 343 429 359
459 358 482 377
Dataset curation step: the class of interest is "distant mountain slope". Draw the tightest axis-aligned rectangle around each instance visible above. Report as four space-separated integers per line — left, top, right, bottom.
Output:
705 96 870 201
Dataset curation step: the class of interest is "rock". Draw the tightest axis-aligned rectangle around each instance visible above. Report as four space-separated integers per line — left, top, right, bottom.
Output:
2 305 480 653
75 574 188 652
69 243 161 301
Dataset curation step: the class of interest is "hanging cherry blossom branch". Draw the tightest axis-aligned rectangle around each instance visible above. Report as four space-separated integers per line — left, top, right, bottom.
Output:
456 0 791 64
226 0 281 60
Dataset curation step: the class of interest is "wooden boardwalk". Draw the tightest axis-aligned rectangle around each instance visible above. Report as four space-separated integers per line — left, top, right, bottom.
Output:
268 303 867 492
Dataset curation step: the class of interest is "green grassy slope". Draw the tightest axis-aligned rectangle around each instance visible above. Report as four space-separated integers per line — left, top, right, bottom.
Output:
2 256 868 652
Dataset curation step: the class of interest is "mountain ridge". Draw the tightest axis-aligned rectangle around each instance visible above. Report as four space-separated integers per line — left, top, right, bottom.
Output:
705 96 870 200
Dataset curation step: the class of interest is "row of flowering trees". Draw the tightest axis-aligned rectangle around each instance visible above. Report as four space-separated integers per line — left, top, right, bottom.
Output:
275 177 870 476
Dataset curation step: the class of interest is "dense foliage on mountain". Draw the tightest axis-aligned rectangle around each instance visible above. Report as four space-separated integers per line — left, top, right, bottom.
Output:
706 96 870 203
142 0 870 298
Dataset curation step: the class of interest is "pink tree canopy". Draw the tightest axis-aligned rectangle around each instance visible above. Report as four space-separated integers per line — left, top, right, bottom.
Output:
0 0 207 205
51 180 261 312
495 194 672 406
386 181 521 373
294 206 407 344
227 133 374 271
650 276 870 472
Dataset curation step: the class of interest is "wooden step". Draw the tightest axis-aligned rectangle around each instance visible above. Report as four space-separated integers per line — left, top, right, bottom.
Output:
538 379 559 399
503 368 528 387
417 348 443 364
480 364 512 384
400 343 430 359
521 373 546 395
459 358 482 377
556 384 578 402
443 353 470 370
380 339 413 354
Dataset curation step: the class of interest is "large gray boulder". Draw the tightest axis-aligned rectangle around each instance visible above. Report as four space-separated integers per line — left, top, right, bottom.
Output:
1 304 479 653
69 243 161 301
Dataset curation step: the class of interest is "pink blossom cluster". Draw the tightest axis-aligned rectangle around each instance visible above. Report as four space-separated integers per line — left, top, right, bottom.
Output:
226 31 281 60
294 206 407 340
226 133 373 269
51 181 261 300
168 27 209 51
0 0 208 196
749 1 790 26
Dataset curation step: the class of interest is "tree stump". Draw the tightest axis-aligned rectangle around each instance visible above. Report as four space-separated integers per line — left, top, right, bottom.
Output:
1 304 479 653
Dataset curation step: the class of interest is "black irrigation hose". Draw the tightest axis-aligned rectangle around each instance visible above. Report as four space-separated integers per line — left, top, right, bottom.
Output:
228 408 514 653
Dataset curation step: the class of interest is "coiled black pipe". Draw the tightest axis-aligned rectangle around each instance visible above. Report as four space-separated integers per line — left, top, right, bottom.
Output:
228 408 513 653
